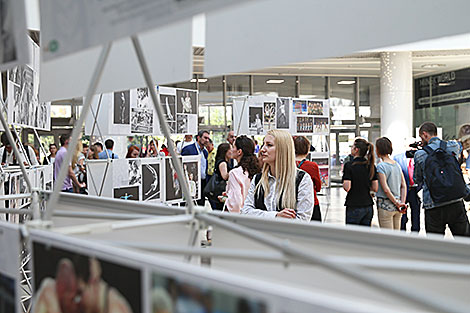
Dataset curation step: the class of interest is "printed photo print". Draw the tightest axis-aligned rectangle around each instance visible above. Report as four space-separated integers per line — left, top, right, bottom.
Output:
33 241 142 313
165 158 183 202
183 161 199 199
131 108 153 134
293 100 307 115
296 116 313 133
176 114 188 134
151 272 267 313
307 100 324 115
142 163 160 201
114 186 139 201
276 98 289 129
320 168 329 187
113 90 130 125
314 117 329 133
160 94 176 122
263 102 275 131
248 107 263 135
128 160 142 186
176 89 197 114
136 87 150 109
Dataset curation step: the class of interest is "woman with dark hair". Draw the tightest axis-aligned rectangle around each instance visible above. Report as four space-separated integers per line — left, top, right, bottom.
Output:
294 136 322 221
375 137 407 230
342 138 378 226
126 145 140 158
225 136 261 213
211 143 232 210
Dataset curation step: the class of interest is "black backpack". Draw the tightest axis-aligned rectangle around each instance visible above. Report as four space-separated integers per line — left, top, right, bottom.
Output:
423 140 468 204
253 170 306 211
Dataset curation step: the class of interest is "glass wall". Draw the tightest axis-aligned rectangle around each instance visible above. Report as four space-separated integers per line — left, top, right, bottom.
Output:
253 76 296 97
329 77 356 123
299 77 326 99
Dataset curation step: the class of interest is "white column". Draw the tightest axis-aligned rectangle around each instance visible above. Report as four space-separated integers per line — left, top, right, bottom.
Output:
380 51 413 153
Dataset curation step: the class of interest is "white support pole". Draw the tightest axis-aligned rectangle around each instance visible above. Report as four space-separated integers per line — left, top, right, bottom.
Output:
0 101 33 192
33 128 48 165
130 35 195 215
12 126 31 167
45 43 112 221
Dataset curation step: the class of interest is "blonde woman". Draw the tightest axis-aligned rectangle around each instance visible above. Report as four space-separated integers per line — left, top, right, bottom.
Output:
241 130 314 221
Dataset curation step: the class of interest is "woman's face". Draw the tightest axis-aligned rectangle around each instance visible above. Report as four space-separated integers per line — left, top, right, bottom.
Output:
260 135 276 165
130 149 139 158
232 144 242 160
225 148 232 160
350 143 358 157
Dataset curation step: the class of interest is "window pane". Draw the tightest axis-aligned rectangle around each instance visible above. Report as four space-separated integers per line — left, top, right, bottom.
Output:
253 76 296 97
199 77 223 105
330 77 355 122
227 75 250 104
359 77 380 119
299 76 325 99
199 106 208 125
51 105 71 118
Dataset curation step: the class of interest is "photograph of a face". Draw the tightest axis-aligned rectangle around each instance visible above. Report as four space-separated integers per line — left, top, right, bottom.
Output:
113 186 139 201
142 163 160 201
113 90 130 124
131 108 153 134
176 89 197 114
0 272 16 313
248 107 263 135
276 98 289 129
183 161 199 199
165 158 182 202
32 241 141 313
151 272 267 313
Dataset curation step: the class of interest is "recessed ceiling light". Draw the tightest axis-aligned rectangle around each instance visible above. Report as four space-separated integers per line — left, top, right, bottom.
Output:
438 82 452 87
190 78 208 83
266 79 285 84
337 80 356 85
421 64 445 69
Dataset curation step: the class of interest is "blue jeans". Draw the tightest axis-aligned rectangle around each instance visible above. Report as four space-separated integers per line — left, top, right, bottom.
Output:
400 187 421 232
346 206 373 226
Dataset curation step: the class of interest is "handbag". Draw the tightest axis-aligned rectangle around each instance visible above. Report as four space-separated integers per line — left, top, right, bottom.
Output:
203 173 226 200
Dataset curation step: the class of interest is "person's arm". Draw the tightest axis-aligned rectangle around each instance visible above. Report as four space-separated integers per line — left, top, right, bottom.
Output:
68 165 83 188
294 173 314 221
29 147 39 165
343 180 351 192
399 171 407 203
342 162 352 192
370 165 378 192
219 162 229 180
225 170 243 213
413 151 425 186
310 163 322 192
241 178 277 218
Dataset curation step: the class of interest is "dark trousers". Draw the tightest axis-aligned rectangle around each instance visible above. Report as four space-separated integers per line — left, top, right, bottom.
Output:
346 206 373 226
400 187 421 232
425 200 469 237
197 178 207 207
311 204 322 222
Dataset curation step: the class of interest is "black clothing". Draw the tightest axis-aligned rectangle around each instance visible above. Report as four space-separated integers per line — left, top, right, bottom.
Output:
425 200 469 236
342 157 378 208
311 204 322 222
214 159 231 178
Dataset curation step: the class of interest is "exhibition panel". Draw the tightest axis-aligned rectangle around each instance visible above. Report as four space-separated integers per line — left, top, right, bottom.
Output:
0 221 20 313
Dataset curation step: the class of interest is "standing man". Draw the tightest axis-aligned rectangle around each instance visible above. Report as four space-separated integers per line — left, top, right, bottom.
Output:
43 143 58 165
182 130 210 206
414 122 470 236
177 134 193 154
227 130 236 167
98 139 119 159
54 134 84 192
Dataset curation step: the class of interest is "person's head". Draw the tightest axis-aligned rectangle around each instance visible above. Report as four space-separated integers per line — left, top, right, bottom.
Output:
375 137 393 158
205 138 214 152
104 139 114 150
55 259 80 313
82 143 89 155
93 142 103 153
49 143 58 155
215 143 231 161
227 131 236 145
351 137 375 180
87 145 95 159
257 130 297 210
197 130 210 147
126 145 140 158
418 122 438 144
60 134 71 147
234 135 260 179
127 136 134 142
184 134 193 142
293 136 310 157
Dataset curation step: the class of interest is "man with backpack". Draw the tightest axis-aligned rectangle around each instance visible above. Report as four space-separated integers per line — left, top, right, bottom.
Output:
414 122 470 236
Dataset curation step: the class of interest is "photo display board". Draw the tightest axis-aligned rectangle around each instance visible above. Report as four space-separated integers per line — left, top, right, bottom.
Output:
0 221 21 313
7 37 51 131
0 0 29 72
87 156 200 203
85 86 198 136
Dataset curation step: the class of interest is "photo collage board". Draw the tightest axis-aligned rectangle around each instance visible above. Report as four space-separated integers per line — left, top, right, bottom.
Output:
0 222 21 313
86 86 198 136
7 37 51 131
110 156 200 204
29 230 275 313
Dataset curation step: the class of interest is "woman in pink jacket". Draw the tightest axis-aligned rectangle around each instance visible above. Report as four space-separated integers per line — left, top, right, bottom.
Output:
225 136 261 212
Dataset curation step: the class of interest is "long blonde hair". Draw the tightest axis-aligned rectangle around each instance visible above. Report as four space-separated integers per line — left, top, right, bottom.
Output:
256 130 297 210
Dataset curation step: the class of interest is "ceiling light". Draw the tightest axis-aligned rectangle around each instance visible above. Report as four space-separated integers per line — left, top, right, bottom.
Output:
190 78 208 83
266 79 285 84
438 82 452 87
421 64 445 69
337 80 356 85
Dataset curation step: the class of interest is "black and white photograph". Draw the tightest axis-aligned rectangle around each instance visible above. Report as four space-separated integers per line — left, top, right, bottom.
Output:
183 161 199 199
263 102 275 130
113 90 130 124
136 87 150 108
0 0 17 66
0 272 16 313
160 94 176 122
249 107 263 135
33 241 141 313
165 158 182 202
114 186 139 201
142 163 160 201
128 160 141 186
176 89 197 114
276 98 289 129
130 108 153 134
176 114 188 134
314 117 329 133
297 116 313 133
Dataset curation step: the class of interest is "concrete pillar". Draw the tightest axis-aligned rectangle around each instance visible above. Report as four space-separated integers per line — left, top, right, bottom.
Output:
380 51 413 153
